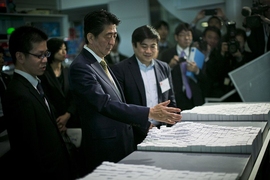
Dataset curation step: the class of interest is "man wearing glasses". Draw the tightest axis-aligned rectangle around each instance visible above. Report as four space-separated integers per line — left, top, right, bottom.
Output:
2 26 76 179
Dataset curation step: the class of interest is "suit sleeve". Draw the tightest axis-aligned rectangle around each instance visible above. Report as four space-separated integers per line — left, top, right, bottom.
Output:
69 61 150 129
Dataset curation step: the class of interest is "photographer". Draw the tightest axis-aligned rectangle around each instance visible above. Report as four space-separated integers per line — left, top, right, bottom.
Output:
190 8 228 41
226 28 256 64
243 0 270 58
206 23 256 100
193 26 221 97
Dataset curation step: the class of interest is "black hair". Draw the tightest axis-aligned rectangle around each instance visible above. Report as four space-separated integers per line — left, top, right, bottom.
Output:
202 26 221 38
9 25 48 64
235 28 247 42
84 9 120 44
154 20 170 30
207 16 222 27
47 38 65 64
132 25 160 47
174 22 192 35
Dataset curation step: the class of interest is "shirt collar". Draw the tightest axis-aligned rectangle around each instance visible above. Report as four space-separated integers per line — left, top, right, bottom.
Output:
14 69 39 87
84 45 103 63
176 44 190 57
136 57 155 70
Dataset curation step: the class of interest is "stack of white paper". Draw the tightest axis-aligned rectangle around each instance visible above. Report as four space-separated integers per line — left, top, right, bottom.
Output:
81 161 239 180
138 122 261 160
181 103 270 121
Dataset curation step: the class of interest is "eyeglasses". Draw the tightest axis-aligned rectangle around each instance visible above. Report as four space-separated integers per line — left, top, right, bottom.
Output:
24 51 51 60
178 32 192 38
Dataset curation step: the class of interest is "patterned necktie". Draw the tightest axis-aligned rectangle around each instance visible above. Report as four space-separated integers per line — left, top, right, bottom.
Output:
180 62 192 99
100 59 114 83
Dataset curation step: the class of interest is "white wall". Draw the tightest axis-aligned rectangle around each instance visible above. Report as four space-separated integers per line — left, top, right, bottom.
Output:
60 0 150 57
108 0 150 57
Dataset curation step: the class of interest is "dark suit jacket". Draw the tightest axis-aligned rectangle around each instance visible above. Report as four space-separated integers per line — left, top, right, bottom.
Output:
111 55 177 146
2 73 74 179
160 46 205 110
105 52 128 67
38 65 79 128
69 49 151 175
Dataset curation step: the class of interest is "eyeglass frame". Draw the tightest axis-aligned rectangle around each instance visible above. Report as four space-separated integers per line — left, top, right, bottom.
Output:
24 51 51 60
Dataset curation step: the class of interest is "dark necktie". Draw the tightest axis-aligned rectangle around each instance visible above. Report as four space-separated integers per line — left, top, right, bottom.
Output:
37 81 45 98
36 81 50 111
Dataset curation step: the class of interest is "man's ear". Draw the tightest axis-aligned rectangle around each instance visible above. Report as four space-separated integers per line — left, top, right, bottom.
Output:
15 52 25 64
87 33 94 44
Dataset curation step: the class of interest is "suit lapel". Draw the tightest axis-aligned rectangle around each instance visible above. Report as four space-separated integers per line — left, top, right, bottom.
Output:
129 56 147 106
14 73 54 120
82 49 124 101
153 62 164 103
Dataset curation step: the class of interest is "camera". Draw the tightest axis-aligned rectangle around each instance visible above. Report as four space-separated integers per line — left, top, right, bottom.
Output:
226 21 239 54
242 1 270 28
204 9 217 16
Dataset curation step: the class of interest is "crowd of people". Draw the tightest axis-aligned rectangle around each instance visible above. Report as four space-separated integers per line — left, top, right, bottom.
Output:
0 2 269 178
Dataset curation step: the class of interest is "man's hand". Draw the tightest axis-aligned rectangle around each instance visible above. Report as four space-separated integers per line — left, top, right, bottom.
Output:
56 112 70 132
192 10 205 24
232 49 242 58
169 55 179 69
216 8 227 21
149 123 156 130
187 61 199 74
149 100 182 125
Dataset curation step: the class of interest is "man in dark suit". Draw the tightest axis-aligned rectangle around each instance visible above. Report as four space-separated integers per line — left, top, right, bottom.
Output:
160 23 205 111
2 26 76 179
111 25 177 147
104 35 128 66
68 9 182 176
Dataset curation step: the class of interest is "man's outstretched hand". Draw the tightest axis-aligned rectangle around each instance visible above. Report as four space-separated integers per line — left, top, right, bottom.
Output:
149 100 182 125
